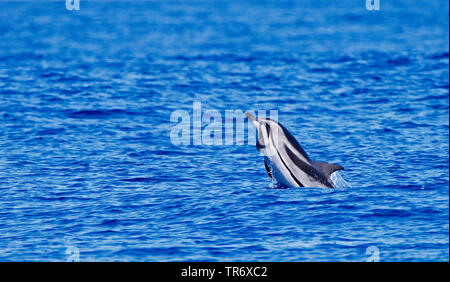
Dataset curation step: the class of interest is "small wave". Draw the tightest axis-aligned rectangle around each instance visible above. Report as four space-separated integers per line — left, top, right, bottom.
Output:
37 128 65 135
399 121 431 128
374 128 401 134
412 93 449 102
66 109 136 119
309 67 333 73
119 177 153 182
362 208 414 218
429 52 449 60
386 56 413 66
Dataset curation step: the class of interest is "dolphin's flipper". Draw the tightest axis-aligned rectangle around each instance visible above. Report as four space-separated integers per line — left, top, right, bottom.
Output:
264 160 273 179
313 161 344 179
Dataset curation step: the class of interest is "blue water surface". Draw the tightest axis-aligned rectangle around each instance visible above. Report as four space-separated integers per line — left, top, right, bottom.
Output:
0 0 448 261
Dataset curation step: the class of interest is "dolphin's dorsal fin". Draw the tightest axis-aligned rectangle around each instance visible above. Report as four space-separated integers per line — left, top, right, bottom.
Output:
313 161 344 178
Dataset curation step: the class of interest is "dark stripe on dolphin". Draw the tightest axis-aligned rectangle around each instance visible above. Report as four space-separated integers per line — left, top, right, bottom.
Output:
284 145 333 188
268 125 304 187
278 124 311 162
277 150 304 187
268 122 304 187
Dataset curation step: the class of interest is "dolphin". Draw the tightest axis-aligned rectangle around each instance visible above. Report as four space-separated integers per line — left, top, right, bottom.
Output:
246 112 344 188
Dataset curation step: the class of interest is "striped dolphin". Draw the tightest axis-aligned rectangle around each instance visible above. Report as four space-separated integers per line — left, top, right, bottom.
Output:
246 112 344 188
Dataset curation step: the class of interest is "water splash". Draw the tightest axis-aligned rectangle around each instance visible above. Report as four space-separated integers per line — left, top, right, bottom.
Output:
331 171 352 189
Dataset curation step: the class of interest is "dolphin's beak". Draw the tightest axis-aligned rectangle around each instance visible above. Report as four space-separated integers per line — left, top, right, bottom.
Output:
245 112 259 128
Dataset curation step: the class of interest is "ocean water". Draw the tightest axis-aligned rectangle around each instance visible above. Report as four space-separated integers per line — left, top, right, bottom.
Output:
0 0 448 262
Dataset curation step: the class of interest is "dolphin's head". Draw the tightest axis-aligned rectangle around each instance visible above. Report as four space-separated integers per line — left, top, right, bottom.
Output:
245 112 259 128
246 112 279 154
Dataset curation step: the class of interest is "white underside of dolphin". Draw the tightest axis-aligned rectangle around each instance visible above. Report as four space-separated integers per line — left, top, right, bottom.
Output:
246 112 344 188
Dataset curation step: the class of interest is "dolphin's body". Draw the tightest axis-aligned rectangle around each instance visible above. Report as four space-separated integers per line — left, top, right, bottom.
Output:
246 112 344 188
